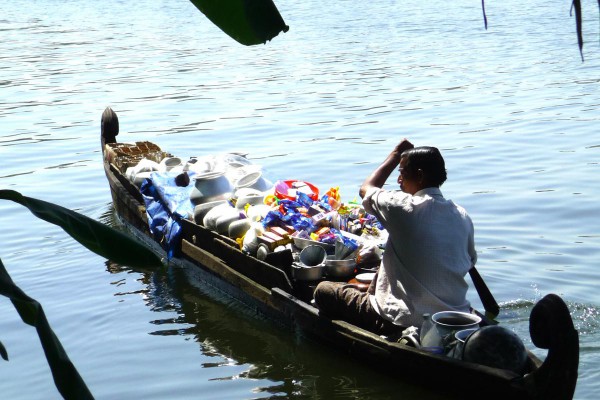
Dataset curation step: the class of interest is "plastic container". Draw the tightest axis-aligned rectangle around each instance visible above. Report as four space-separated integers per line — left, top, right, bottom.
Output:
242 223 265 255
274 180 319 201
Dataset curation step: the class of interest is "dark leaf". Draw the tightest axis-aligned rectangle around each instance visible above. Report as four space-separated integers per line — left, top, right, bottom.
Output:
0 340 8 361
0 258 93 399
188 0 289 46
571 0 584 61
0 190 162 268
481 0 488 29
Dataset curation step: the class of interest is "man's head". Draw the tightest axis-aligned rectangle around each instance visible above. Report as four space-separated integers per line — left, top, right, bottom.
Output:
397 146 447 194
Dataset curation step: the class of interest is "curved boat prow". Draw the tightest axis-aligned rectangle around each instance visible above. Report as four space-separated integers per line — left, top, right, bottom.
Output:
101 107 119 149
523 294 579 399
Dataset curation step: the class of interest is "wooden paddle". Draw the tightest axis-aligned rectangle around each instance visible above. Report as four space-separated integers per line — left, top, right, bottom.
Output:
468 266 500 318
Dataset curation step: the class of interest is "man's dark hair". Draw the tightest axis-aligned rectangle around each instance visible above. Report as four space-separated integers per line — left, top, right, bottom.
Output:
401 146 447 187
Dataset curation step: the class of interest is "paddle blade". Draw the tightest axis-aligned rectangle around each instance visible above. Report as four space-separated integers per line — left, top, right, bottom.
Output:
188 0 289 45
0 190 163 268
469 267 500 318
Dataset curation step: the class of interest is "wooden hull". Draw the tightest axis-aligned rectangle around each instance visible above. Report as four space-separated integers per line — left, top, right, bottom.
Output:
102 134 578 400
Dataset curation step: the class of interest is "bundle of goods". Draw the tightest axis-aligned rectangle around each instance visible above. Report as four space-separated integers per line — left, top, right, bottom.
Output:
113 145 387 281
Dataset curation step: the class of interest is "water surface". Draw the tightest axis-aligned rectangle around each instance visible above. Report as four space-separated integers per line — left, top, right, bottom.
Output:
1 0 599 398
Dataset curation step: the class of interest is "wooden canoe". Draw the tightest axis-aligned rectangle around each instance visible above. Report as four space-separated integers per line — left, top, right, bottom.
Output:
100 108 578 400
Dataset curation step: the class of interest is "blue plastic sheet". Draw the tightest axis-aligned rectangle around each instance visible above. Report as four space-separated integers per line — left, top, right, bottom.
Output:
140 172 195 260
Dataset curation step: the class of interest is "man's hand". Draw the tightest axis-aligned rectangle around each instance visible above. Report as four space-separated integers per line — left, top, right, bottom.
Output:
394 139 414 155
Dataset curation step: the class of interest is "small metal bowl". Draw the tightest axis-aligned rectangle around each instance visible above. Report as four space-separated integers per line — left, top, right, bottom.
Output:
291 263 324 281
325 256 357 278
299 245 327 267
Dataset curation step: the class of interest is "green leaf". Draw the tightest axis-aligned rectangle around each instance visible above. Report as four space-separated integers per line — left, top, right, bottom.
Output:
0 190 162 268
0 258 93 399
189 0 289 46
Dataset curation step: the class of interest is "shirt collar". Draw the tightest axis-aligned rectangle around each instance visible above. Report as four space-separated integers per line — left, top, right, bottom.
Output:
414 187 443 198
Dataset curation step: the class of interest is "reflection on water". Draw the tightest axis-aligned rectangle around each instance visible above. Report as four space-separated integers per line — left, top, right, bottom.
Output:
103 237 452 399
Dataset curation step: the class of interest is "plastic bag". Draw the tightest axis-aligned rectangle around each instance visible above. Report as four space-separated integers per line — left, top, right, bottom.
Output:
356 244 382 265
242 222 265 255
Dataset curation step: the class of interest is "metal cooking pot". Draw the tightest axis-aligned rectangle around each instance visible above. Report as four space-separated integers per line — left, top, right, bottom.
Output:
299 245 327 267
448 328 479 359
432 311 481 337
325 256 357 278
193 200 227 225
190 170 234 205
234 167 273 192
421 311 481 348
291 262 324 281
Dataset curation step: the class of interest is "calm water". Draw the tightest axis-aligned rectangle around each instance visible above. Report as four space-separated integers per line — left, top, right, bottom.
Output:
1 0 599 398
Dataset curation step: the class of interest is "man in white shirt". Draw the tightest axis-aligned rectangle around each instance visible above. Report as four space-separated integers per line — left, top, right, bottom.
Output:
314 139 476 334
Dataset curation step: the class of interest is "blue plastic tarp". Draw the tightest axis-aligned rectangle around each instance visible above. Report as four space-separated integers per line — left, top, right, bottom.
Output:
140 172 195 260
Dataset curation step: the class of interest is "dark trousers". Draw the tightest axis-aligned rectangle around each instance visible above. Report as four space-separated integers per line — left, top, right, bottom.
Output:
313 281 402 336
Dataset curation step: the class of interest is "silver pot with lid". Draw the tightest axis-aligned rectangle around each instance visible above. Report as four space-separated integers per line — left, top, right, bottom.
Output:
190 170 234 205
